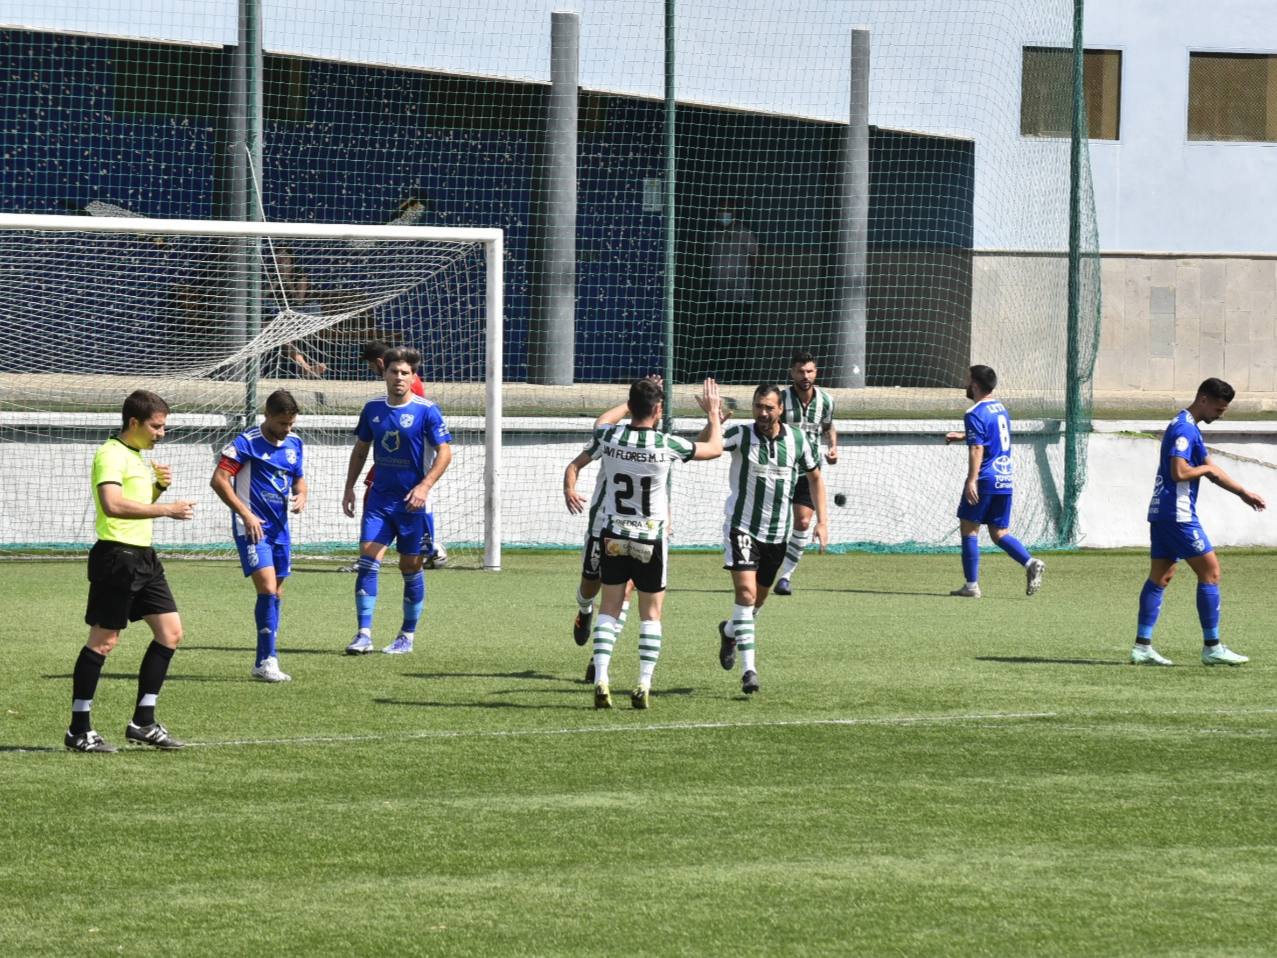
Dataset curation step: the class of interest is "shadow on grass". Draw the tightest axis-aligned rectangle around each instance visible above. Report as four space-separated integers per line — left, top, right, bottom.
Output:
183 645 334 656
976 655 1125 668
0 744 63 753
671 585 949 598
373 697 580 712
42 672 249 683
403 670 564 682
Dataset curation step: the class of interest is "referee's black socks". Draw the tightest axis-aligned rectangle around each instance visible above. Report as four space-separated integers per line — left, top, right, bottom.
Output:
132 641 175 727
70 646 106 734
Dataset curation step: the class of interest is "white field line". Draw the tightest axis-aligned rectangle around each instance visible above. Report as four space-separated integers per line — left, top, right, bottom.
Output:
158 704 1277 750
10 706 1277 755
196 711 1052 748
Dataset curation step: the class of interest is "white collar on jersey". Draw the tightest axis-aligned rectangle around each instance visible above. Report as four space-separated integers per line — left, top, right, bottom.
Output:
964 397 997 414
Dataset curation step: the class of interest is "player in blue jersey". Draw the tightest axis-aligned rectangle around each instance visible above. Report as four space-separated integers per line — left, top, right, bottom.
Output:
210 390 307 683
341 347 453 655
944 365 1045 598
1131 378 1265 667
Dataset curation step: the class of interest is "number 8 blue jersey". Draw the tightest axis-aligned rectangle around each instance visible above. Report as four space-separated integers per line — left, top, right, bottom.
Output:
964 399 1013 492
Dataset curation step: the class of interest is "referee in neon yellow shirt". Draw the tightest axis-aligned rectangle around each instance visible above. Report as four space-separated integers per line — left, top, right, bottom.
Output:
65 390 196 752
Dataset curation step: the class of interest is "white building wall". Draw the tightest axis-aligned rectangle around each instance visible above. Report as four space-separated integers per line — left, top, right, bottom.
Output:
1086 0 1277 253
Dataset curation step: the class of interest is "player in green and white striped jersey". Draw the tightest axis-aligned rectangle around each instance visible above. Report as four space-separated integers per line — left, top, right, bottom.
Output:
718 383 828 694
565 377 723 710
563 392 643 683
775 350 838 596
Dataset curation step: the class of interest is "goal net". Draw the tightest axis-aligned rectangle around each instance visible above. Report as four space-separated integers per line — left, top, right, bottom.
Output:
0 0 1099 555
0 214 503 567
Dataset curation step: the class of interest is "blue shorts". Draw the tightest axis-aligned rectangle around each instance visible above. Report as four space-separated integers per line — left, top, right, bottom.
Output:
235 536 292 579
1149 519 1213 561
956 491 1012 528
361 488 430 555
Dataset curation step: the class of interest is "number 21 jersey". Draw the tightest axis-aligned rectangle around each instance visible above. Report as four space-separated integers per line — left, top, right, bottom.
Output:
583 425 695 542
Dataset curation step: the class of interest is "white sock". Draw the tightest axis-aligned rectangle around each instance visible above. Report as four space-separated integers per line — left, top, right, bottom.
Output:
734 606 757 673
637 620 662 688
779 526 811 580
591 614 619 686
616 600 631 632
725 603 753 638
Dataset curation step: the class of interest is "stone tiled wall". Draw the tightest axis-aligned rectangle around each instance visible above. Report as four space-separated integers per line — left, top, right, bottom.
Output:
1095 256 1277 393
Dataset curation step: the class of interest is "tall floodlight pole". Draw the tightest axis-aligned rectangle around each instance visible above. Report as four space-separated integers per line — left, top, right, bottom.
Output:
662 0 676 428
1062 0 1085 544
235 0 264 425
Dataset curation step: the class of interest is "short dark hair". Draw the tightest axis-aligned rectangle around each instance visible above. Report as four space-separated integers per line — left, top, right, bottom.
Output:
381 347 421 370
265 389 300 417
753 383 782 404
969 365 997 393
121 389 169 430
790 349 817 368
628 378 664 419
1196 377 1235 403
361 339 392 363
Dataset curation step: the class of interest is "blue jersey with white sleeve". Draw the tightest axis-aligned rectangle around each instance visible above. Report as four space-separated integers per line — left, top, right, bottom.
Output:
218 427 305 542
1147 410 1207 522
964 399 1013 492
355 395 452 500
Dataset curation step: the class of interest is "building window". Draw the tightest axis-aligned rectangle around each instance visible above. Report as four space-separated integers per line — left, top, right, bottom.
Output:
1188 52 1277 142
1021 47 1122 140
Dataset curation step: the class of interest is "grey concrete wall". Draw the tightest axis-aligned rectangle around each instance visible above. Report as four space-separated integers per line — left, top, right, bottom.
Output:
1094 255 1277 394
971 252 1277 400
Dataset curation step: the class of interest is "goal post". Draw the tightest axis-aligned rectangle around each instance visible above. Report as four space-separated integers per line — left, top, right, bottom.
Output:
0 212 504 570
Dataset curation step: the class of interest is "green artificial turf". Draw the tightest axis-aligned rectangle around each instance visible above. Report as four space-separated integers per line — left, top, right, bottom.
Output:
2 551 1275 956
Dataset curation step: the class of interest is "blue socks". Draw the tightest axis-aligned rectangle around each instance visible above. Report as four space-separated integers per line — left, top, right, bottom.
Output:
355 556 381 630
1136 580 1165 642
355 557 429 634
996 534 1032 566
402 570 425 633
1136 580 1222 644
254 593 280 666
961 535 980 583
1197 583 1221 644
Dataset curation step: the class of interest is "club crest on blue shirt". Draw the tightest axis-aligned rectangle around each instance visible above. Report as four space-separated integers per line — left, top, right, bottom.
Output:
285 448 297 464
381 430 401 452
399 413 415 428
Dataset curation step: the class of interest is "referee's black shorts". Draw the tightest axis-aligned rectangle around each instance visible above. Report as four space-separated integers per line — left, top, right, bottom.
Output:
85 540 178 630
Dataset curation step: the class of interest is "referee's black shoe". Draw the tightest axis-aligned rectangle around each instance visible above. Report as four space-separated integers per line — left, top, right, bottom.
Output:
718 621 736 671
65 729 118 753
125 721 185 750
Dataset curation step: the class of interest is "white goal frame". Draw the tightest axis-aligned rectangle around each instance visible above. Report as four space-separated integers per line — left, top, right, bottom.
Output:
0 212 504 571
